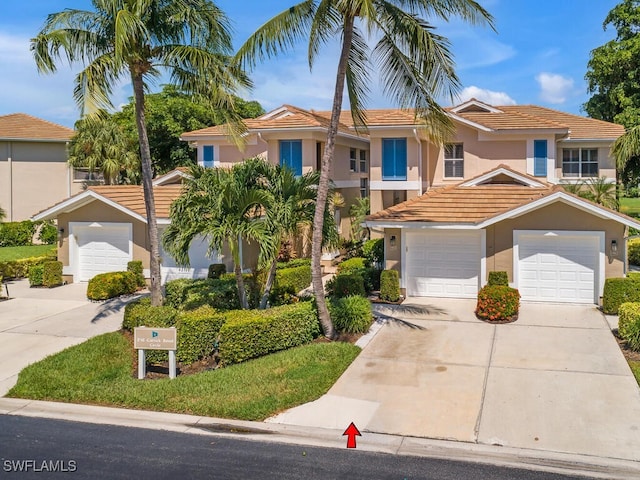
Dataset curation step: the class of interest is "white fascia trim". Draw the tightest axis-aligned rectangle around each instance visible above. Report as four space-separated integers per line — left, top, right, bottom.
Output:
152 170 191 186
560 138 619 143
333 180 361 188
157 218 172 225
446 113 494 132
450 100 503 114
513 229 605 303
370 180 421 191
461 168 546 187
365 221 478 230
479 192 640 230
254 127 366 143
258 106 292 120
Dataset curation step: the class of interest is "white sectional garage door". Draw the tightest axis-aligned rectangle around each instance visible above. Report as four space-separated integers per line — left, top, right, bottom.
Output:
516 231 600 304
405 230 482 298
75 223 132 281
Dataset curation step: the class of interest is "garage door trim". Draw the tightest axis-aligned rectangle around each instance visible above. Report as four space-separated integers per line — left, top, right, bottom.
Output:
69 222 133 281
513 230 605 304
401 228 486 298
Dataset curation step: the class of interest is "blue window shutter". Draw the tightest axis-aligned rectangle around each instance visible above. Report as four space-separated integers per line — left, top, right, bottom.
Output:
382 138 407 180
280 140 302 176
203 146 214 168
533 140 547 177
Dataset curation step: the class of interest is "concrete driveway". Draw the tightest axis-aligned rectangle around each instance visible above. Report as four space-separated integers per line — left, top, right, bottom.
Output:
268 298 640 462
0 279 134 395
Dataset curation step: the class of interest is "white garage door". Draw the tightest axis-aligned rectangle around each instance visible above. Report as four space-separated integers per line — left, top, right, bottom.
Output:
516 232 600 304
405 230 482 298
75 223 132 281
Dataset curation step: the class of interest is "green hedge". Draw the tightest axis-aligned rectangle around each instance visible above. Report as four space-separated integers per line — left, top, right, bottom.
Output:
87 271 138 300
164 278 241 311
629 239 640 266
337 257 366 275
270 265 312 305
43 261 63 288
329 273 366 298
0 253 57 280
619 302 640 351
602 278 640 315
0 221 37 247
122 298 179 364
379 269 400 302
362 239 384 268
487 271 509 287
29 264 44 287
177 306 226 364
38 222 58 245
276 258 311 270
475 285 520 322
218 302 320 365
329 296 373 334
127 261 146 288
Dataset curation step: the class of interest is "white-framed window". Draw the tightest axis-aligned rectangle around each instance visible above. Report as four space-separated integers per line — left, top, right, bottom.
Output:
359 150 367 173
562 148 598 178
73 167 104 183
444 143 464 178
360 177 368 198
350 148 357 172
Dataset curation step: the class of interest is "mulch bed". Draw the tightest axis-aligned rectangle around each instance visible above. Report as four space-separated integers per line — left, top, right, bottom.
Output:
615 333 640 363
476 314 519 324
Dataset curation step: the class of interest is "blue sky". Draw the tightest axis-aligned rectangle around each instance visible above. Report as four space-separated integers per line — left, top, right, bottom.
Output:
0 0 621 128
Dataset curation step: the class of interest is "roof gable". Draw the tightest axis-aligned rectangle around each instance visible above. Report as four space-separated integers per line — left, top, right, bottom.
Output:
461 166 547 187
0 113 74 141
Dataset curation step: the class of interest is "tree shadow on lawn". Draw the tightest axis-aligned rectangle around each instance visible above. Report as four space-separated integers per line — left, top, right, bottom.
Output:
91 294 146 323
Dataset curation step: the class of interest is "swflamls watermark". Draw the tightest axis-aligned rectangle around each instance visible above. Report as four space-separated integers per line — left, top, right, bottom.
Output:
3 459 77 473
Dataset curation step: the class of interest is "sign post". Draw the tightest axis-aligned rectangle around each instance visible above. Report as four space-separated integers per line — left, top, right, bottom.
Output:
134 327 177 379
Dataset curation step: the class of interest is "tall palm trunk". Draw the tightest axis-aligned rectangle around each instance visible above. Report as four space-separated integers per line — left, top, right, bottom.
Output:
260 257 279 309
131 72 162 306
311 15 355 340
234 257 249 309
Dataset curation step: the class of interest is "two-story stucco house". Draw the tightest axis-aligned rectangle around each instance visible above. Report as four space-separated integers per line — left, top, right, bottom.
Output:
0 113 83 221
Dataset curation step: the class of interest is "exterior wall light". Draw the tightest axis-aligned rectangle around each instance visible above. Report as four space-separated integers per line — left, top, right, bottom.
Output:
390 235 397 248
611 239 618 256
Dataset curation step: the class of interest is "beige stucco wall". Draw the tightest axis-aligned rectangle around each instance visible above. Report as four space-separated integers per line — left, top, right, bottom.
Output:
485 202 625 282
384 228 402 273
0 140 81 221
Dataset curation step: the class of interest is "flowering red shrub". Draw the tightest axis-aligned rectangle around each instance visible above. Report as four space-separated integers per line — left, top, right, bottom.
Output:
475 285 520 322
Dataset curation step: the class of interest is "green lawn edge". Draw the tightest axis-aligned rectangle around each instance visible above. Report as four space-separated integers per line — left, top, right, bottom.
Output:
6 332 360 421
0 245 56 262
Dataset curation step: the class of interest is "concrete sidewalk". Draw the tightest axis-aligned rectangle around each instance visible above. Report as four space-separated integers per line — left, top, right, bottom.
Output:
268 299 640 463
0 279 138 395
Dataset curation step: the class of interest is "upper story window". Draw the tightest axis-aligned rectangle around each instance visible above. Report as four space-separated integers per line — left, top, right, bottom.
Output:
382 138 407 181
360 177 368 198
534 140 547 177
280 140 303 176
203 145 215 168
359 150 367 173
444 143 464 178
350 148 357 172
562 148 598 178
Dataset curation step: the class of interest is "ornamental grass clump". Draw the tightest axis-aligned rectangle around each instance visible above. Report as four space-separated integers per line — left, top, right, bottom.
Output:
475 285 520 323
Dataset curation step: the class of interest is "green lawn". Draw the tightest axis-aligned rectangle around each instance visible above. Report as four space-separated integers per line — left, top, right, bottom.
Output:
7 332 360 421
629 360 640 385
620 197 640 217
0 245 56 262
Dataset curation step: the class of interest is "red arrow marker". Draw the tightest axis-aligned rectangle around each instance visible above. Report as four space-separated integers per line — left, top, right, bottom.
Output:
343 422 361 448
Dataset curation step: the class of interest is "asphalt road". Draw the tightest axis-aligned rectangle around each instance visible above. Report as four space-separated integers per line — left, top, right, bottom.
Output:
0 415 592 480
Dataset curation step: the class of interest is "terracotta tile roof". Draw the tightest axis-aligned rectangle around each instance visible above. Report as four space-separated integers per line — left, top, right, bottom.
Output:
89 185 183 219
0 113 74 141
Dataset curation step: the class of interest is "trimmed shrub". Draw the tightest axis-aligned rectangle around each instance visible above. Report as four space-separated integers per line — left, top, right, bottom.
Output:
87 271 138 300
362 238 384 268
28 264 44 287
0 221 37 247
337 257 366 275
629 239 640 266
37 221 58 245
127 261 146 288
207 263 226 279
379 269 400 302
219 272 262 308
270 265 312 305
183 279 240 311
475 285 520 322
177 306 226 364
42 260 63 288
218 302 320 365
487 271 509 287
602 278 640 314
329 273 366 298
276 258 311 270
627 272 640 281
329 296 373 334
619 302 640 351
0 253 56 280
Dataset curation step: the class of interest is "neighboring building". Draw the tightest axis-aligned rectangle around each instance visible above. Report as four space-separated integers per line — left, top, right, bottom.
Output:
0 113 83 221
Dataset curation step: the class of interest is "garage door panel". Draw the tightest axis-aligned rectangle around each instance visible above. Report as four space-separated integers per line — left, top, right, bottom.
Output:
517 232 598 304
406 231 481 298
75 224 132 281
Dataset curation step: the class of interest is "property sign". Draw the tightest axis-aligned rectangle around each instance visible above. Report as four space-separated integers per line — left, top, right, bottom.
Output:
134 327 177 351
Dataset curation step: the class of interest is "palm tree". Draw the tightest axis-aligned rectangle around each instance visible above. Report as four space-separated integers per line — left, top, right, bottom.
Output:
69 113 140 185
163 161 276 309
560 177 618 210
258 162 340 309
612 125 640 192
31 0 249 306
0 205 5 222
237 0 494 338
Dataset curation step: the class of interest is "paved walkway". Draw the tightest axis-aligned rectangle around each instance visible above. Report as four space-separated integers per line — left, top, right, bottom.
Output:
0 279 136 395
268 298 640 462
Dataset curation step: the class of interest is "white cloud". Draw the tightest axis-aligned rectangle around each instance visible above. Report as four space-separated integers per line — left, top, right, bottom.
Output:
536 73 574 104
453 86 517 106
